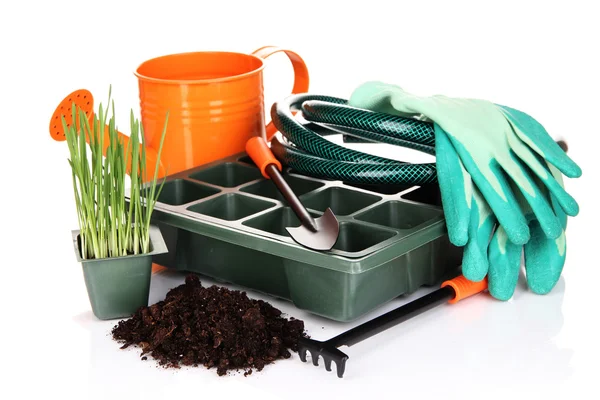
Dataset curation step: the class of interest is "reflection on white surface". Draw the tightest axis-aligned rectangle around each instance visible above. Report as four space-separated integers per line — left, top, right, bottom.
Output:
66 269 573 399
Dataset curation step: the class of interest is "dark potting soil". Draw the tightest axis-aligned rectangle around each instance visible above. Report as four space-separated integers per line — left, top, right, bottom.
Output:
111 274 307 376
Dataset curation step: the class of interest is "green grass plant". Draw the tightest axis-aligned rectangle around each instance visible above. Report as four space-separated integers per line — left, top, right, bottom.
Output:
63 87 168 260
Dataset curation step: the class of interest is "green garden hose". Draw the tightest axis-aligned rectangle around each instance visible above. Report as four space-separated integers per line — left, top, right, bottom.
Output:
269 94 439 185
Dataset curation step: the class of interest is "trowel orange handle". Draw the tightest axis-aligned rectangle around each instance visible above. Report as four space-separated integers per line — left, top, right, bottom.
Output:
245 136 321 234
246 136 282 179
50 89 164 179
442 275 488 304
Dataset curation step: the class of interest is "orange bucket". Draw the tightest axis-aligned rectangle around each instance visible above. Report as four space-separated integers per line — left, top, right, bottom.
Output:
134 46 309 177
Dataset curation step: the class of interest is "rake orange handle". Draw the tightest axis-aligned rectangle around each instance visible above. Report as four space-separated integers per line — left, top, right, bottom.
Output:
441 275 488 304
246 136 282 179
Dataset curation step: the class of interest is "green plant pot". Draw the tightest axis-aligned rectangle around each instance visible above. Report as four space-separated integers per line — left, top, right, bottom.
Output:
72 225 169 320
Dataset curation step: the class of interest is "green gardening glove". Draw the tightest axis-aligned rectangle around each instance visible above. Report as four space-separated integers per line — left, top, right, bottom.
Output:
454 152 569 300
435 122 521 300
348 81 581 299
460 160 569 300
488 161 569 299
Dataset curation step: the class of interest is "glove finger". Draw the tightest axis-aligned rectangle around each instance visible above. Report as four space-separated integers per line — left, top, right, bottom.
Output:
462 188 496 282
497 104 582 178
524 220 566 295
487 225 523 301
547 163 569 230
434 124 471 246
449 138 530 244
496 153 562 239
524 162 567 295
506 127 579 217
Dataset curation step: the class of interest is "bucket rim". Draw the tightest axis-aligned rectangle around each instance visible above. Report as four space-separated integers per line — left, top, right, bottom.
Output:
133 51 265 85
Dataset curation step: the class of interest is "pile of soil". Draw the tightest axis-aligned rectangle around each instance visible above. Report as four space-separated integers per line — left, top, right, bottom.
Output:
111 274 307 376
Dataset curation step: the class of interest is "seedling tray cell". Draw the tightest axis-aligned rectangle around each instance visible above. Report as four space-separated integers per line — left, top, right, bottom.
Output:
131 153 462 322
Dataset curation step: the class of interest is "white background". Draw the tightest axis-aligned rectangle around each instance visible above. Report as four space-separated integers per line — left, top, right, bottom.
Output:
2 0 599 399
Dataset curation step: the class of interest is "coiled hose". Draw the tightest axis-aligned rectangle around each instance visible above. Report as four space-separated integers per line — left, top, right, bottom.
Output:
269 94 439 186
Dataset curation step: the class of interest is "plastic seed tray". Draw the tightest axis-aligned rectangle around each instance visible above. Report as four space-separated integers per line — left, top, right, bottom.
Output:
134 153 462 322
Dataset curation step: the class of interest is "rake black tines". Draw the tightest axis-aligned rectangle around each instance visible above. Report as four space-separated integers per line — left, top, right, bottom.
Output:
298 337 349 378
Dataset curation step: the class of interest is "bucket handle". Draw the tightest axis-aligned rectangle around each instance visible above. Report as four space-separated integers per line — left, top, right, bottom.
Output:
251 46 310 142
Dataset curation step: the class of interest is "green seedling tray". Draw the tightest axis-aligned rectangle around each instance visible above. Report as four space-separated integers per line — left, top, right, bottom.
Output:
130 153 462 322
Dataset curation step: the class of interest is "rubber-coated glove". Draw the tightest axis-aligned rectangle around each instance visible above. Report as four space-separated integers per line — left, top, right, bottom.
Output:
440 126 568 299
489 163 568 299
348 82 581 298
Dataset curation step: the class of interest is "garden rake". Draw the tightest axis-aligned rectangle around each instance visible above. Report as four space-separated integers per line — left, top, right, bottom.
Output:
298 275 488 378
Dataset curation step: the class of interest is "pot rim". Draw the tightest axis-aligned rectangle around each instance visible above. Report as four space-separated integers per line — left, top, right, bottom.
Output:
133 51 265 85
71 225 169 263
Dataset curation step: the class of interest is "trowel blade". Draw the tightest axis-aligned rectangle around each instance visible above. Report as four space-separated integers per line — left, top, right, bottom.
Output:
286 208 340 251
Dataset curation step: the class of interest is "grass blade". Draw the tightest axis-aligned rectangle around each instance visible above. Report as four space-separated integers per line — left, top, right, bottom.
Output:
64 86 165 260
